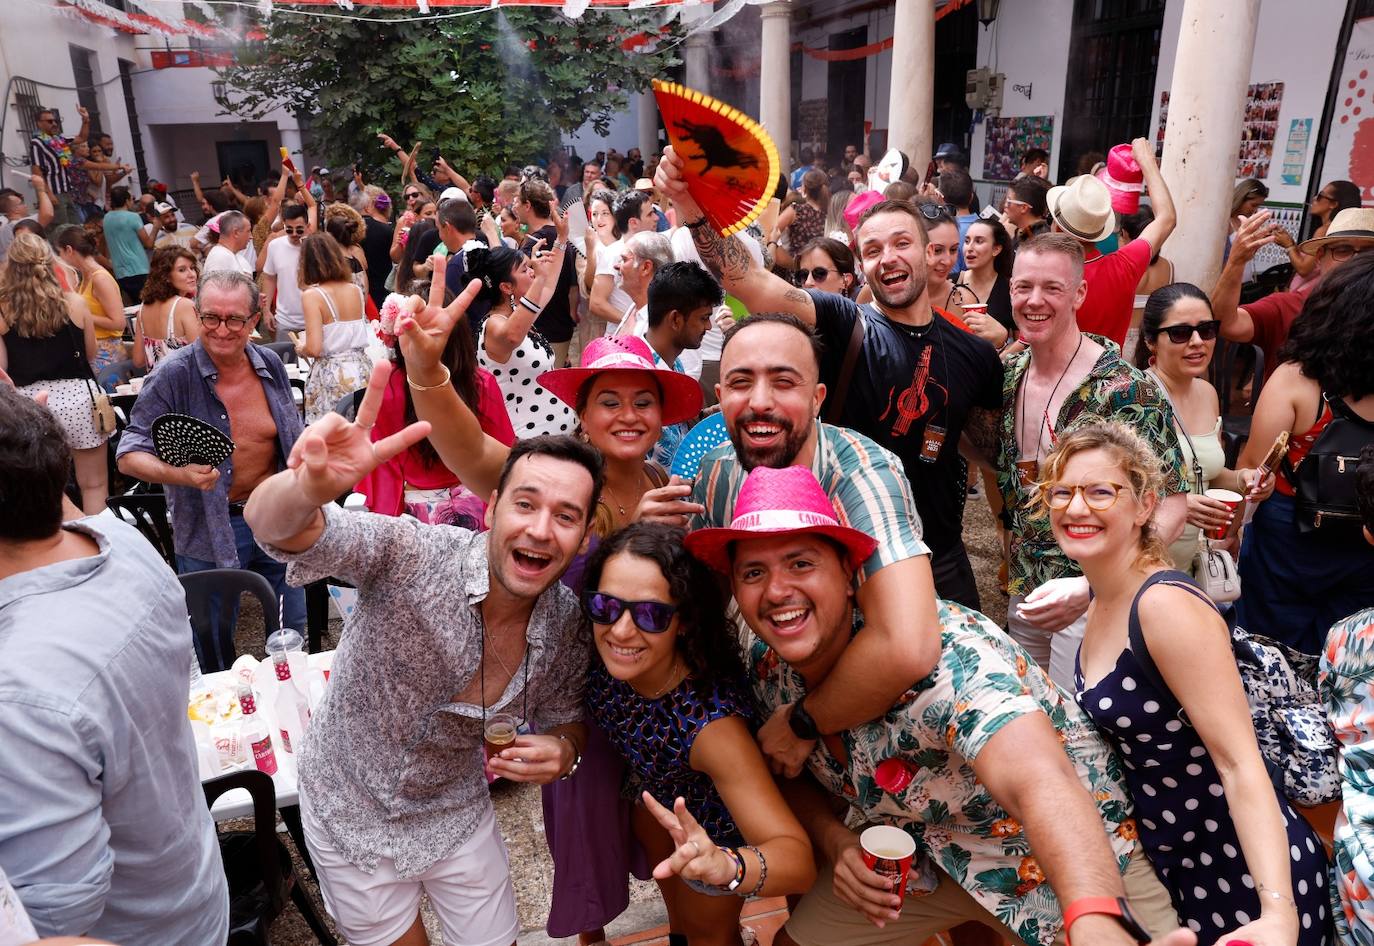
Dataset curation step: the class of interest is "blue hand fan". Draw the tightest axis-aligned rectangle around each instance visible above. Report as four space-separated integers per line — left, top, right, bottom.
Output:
670 412 730 480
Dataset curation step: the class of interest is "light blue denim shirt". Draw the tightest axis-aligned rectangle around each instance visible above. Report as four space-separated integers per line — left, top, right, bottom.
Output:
0 517 228 946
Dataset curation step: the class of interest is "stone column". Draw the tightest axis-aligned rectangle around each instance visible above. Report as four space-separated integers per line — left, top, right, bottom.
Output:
887 0 934 173
683 2 713 94
759 1 792 165
1160 0 1260 289
638 91 659 160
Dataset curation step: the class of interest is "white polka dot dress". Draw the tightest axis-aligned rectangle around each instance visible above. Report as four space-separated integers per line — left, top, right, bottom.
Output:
478 324 575 440
1075 571 1332 946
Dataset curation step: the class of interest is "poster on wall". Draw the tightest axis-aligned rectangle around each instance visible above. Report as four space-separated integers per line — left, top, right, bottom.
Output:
1155 83 1285 180
1323 16 1374 203
982 116 1054 181
1238 82 1284 180
1282 119 1313 186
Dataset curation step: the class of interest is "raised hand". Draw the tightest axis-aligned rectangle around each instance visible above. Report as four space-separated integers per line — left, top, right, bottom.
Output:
283 360 431 505
1232 209 1278 263
653 145 703 222
396 275 483 377
377 132 398 151
642 793 735 887
190 170 201 183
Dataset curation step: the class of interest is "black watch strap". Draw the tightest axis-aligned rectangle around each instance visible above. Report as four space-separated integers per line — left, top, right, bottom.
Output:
788 698 820 740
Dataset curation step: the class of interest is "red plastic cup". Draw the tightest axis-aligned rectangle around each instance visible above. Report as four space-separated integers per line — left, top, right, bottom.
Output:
860 825 917 905
959 302 988 322
1204 488 1243 540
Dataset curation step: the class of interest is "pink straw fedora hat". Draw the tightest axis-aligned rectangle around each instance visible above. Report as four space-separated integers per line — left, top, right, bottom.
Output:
684 466 878 574
537 335 703 426
1094 143 1145 214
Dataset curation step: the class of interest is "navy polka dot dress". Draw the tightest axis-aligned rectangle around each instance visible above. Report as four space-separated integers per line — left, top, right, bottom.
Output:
1076 571 1332 946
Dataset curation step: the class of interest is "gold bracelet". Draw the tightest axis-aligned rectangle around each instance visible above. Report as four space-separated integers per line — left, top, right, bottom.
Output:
405 364 451 391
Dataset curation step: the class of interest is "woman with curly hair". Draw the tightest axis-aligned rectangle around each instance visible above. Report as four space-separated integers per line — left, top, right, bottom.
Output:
136 245 200 372
580 522 813 944
1236 251 1374 654
1042 421 1330 946
0 232 107 511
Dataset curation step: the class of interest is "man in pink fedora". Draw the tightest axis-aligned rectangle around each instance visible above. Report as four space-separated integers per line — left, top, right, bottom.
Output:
1046 138 1175 349
685 465 1185 946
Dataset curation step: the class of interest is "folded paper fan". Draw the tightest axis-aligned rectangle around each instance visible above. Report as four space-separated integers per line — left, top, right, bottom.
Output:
151 413 235 469
670 412 730 480
653 80 780 237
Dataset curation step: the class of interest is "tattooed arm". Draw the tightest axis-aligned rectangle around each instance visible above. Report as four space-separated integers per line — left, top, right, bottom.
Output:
658 146 816 326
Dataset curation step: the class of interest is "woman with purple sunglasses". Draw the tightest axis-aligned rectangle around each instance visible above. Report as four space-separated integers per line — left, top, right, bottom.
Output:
582 521 815 946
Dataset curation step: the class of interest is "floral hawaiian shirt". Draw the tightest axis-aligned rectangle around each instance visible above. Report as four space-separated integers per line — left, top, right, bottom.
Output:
1320 607 1374 945
750 600 1136 946
995 336 1187 597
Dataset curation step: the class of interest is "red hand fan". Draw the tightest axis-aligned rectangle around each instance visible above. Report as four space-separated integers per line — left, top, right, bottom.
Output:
653 80 780 237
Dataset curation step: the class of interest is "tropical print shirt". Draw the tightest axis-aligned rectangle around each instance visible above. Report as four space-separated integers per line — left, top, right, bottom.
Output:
1321 607 1374 945
995 336 1187 596
750 600 1136 946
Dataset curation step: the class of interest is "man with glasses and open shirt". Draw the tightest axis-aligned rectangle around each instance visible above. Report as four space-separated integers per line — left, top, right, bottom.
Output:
116 270 306 658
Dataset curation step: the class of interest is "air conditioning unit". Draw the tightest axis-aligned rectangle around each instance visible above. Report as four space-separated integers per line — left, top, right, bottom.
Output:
965 67 1005 117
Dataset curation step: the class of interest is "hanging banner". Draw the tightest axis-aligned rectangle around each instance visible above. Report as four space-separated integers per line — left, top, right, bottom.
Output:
1324 16 1374 202
1281 118 1313 186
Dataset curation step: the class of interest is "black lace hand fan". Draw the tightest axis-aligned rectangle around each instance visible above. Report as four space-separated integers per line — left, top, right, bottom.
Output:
151 413 235 468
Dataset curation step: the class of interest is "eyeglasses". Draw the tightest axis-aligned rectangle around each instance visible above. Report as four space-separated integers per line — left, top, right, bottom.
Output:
582 591 678 633
284 226 307 236
1315 191 1338 203
918 202 957 220
1325 243 1367 262
798 266 838 284
1045 481 1130 511
1004 198 1031 209
1152 320 1220 344
198 313 253 331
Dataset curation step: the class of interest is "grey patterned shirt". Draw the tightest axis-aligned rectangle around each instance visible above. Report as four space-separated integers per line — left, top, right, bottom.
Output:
263 504 588 877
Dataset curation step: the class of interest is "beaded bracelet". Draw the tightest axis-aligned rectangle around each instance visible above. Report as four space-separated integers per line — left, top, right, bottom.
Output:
742 844 767 897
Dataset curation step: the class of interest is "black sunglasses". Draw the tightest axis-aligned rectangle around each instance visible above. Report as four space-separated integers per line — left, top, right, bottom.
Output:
1153 320 1221 344
797 266 838 284
582 591 678 633
918 202 957 220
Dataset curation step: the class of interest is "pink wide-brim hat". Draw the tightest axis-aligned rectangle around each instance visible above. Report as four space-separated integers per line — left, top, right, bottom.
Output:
684 466 878 574
1095 143 1144 215
843 189 885 231
537 335 703 426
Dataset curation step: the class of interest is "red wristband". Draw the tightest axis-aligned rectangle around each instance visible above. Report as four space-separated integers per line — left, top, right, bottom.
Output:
1063 897 1150 946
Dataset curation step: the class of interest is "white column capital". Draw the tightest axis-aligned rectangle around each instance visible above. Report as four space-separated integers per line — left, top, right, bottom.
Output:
760 1 791 18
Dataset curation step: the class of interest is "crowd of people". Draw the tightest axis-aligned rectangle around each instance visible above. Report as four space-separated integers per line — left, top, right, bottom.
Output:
3 103 1374 946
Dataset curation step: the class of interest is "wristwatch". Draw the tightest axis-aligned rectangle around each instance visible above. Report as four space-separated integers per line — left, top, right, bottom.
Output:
788 698 820 741
1063 897 1151 946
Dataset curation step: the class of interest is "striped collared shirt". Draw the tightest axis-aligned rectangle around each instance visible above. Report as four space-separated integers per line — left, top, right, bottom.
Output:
689 422 929 584
29 133 72 194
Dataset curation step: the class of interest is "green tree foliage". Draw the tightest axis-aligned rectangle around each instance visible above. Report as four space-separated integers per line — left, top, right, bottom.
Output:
218 8 679 179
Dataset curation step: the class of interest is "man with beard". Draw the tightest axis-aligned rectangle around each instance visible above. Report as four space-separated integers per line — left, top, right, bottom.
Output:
243 361 597 946
650 312 943 779
656 149 1003 610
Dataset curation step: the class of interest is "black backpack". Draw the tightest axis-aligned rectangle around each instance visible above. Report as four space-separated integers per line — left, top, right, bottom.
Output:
1283 393 1374 532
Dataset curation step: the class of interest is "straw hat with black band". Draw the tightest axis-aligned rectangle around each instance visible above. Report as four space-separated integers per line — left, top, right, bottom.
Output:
1046 174 1117 244
1296 207 1374 256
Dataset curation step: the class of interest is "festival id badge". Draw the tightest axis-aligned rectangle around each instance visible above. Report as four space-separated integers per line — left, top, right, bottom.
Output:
1015 459 1039 493
918 425 946 464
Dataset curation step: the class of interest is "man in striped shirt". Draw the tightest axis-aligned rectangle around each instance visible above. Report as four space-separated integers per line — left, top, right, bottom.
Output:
28 105 88 228
680 313 944 778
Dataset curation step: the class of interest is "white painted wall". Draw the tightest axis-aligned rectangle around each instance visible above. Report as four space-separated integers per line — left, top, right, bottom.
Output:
1152 0 1346 203
0 2 141 193
967 0 1075 181
563 90 653 161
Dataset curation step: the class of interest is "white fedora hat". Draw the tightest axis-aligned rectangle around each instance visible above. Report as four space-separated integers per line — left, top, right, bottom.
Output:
1047 174 1116 243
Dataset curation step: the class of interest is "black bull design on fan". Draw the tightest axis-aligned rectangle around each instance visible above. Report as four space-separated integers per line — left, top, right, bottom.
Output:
674 119 762 174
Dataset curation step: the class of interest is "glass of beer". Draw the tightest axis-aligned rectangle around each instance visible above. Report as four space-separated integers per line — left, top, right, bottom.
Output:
484 712 518 762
